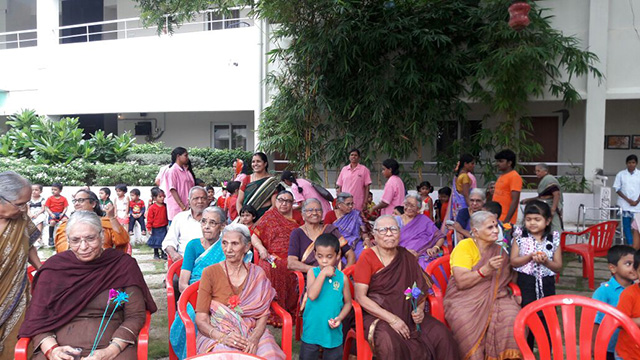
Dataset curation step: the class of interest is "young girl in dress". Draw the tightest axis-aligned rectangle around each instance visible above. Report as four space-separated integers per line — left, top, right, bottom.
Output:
417 181 435 220
28 184 47 244
146 187 168 259
510 200 562 348
114 184 130 227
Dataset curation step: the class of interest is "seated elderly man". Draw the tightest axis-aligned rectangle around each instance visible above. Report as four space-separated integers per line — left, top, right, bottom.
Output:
162 186 209 262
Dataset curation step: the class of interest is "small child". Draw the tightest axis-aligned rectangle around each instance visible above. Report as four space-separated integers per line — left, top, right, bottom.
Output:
239 204 258 232
44 183 68 246
510 200 562 349
434 186 451 228
483 201 506 244
417 181 435 220
364 191 379 221
392 205 404 215
146 188 168 260
217 184 228 209
114 184 130 227
28 184 47 236
99 187 113 212
592 245 638 360
301 234 352 360
225 181 241 222
615 249 640 359
129 188 146 236
206 185 216 206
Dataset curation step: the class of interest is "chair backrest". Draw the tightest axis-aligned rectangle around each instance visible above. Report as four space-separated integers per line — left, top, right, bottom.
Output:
424 255 451 295
178 281 200 357
445 230 454 253
342 265 356 297
514 294 640 360
587 221 618 254
166 258 183 360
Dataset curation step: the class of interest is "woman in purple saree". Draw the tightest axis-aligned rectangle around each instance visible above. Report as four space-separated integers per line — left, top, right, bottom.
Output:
324 192 372 259
395 194 446 268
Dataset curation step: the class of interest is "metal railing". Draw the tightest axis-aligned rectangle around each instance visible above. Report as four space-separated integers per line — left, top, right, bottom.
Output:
0 29 37 49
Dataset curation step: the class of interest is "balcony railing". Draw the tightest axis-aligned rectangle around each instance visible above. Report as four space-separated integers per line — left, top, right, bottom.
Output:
0 29 38 49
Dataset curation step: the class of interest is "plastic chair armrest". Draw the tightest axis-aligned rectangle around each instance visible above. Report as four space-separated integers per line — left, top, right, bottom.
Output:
271 301 293 360
15 337 30 360
508 282 521 297
137 311 151 360
178 298 197 357
428 295 444 323
294 271 305 304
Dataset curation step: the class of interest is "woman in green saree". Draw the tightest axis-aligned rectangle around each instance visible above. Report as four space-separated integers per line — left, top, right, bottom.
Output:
236 152 279 221
521 163 563 232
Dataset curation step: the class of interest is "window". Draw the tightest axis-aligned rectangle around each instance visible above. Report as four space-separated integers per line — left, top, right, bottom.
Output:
436 119 482 156
213 124 247 150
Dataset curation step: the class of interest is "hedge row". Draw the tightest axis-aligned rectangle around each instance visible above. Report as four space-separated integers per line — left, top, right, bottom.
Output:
129 143 253 168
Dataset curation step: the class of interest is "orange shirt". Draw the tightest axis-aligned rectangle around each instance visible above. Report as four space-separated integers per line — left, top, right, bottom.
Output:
616 284 640 359
493 170 522 224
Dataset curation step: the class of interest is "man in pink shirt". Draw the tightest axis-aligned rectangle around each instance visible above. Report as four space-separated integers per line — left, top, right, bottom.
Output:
370 158 406 216
336 149 372 211
166 147 195 220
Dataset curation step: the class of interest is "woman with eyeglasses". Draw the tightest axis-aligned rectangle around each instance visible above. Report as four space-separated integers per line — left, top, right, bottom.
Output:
251 190 304 320
352 215 459 359
53 189 130 253
0 171 42 354
446 188 486 241
324 192 372 260
288 198 356 274
396 194 446 269
19 210 157 360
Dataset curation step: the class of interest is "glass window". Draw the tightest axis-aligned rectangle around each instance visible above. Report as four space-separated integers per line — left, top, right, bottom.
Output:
213 125 230 149
213 124 247 150
232 125 247 150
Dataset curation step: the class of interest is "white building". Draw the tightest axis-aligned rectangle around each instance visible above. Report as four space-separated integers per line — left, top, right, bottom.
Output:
1 0 639 188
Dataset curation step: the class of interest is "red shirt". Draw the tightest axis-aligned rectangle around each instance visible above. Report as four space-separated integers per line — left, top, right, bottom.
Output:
617 284 640 359
129 200 145 216
45 196 68 213
146 203 168 230
226 194 239 220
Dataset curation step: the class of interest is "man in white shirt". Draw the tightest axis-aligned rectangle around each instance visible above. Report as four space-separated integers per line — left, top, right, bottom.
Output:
162 186 208 262
613 154 640 245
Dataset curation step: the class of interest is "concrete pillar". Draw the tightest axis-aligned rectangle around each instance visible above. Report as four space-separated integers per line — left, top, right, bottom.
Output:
36 0 59 47
583 0 609 183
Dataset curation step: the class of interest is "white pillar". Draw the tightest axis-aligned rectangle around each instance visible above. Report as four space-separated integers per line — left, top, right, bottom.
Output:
36 0 59 48
583 0 609 183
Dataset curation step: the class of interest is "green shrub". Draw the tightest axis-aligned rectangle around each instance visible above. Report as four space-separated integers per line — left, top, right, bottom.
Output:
125 153 206 168
194 167 235 186
129 142 171 155
186 148 252 168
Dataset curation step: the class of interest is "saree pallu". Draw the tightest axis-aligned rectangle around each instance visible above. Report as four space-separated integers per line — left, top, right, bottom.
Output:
254 208 301 315
195 264 285 360
443 244 522 360
333 210 365 259
538 174 564 232
449 175 468 225
362 247 459 360
0 213 38 354
397 214 445 269
243 177 279 220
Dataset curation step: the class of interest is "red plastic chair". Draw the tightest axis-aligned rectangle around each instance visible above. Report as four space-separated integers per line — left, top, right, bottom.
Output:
26 261 43 284
186 352 266 359
514 294 640 360
444 230 454 255
293 271 306 341
341 265 373 360
167 258 184 360
178 281 293 360
126 242 133 255
424 255 521 325
15 311 151 360
559 221 617 290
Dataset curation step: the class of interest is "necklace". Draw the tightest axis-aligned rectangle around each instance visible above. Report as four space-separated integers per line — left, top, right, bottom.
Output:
223 260 247 294
303 223 323 239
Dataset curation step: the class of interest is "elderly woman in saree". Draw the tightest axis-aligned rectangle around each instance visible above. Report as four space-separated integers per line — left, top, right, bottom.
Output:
251 190 304 318
520 163 564 232
288 198 356 272
353 215 459 359
395 194 446 268
324 192 372 259
447 188 486 241
19 211 157 360
54 189 130 253
236 152 279 221
195 223 285 359
0 171 42 355
443 211 523 360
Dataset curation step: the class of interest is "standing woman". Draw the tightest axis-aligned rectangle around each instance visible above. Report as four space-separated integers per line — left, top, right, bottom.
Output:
280 170 332 215
0 171 42 354
370 159 405 216
250 191 304 319
236 152 280 221
451 154 476 217
166 147 196 222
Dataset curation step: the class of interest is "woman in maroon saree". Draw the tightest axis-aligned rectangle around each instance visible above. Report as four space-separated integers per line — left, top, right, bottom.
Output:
443 211 522 360
353 215 459 359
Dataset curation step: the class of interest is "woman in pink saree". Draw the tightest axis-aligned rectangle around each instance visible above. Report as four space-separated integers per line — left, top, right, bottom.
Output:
195 223 285 359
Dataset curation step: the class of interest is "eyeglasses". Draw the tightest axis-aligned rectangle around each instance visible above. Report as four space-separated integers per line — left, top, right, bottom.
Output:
68 234 101 247
201 219 222 227
374 226 400 235
303 208 322 213
0 195 28 210
72 198 92 204
276 198 294 204
340 202 355 207
403 203 418 209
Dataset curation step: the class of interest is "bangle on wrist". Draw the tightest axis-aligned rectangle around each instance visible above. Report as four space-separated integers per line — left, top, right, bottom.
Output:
434 245 440 252
208 328 216 339
477 269 486 278
389 317 398 325
45 344 59 360
110 340 124 352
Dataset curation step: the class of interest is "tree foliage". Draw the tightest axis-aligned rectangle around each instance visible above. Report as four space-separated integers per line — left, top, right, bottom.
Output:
136 0 602 183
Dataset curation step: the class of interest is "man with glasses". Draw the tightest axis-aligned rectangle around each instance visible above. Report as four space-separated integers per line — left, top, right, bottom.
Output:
162 186 209 263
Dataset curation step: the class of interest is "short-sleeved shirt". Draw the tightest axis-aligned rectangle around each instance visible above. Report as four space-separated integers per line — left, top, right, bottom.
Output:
336 164 372 211
353 248 384 285
455 173 472 193
616 284 640 359
196 264 247 313
613 169 640 212
593 276 626 353
161 210 203 254
45 196 68 213
181 238 206 272
166 165 195 220
450 238 480 270
380 175 405 216
512 227 560 277
292 178 332 216
493 170 522 224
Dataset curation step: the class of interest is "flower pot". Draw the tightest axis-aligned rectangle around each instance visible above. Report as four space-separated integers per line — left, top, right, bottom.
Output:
509 1 531 31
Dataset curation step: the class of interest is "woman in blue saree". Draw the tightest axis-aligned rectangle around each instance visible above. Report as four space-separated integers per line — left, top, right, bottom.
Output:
323 192 372 259
170 206 251 359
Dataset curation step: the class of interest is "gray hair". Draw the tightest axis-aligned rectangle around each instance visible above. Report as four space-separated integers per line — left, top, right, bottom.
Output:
202 206 227 223
536 163 549 172
221 223 251 245
189 186 207 199
469 211 497 231
65 210 105 239
404 193 422 205
373 214 399 229
336 192 353 205
301 198 322 212
469 188 486 201
0 171 31 203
